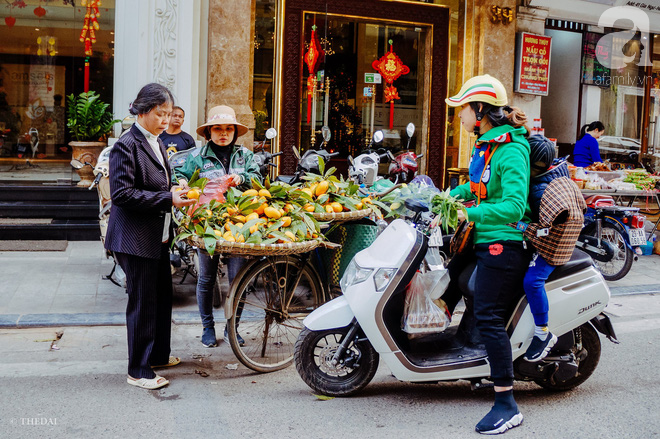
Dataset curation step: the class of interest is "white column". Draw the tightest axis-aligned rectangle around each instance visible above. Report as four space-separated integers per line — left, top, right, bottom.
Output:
112 0 206 138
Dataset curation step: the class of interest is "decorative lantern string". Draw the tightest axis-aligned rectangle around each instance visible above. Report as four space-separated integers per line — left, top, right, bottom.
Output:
303 24 324 125
371 39 409 130
80 0 101 92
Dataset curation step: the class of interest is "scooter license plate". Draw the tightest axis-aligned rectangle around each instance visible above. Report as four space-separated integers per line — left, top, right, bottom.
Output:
629 228 646 246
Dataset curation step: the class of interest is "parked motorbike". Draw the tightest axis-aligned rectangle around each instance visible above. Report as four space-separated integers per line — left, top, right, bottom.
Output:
252 128 281 180
576 194 645 281
276 130 338 184
348 130 393 187
387 123 423 184
294 198 617 397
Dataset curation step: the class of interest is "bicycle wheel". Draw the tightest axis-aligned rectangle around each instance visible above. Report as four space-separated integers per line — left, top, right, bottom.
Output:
227 256 324 373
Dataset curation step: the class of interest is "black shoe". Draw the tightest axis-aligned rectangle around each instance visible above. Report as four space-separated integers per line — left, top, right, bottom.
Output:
201 327 217 348
224 325 245 347
523 333 558 362
475 390 523 435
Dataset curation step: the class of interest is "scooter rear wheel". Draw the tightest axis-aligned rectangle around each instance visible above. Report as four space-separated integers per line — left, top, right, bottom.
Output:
581 222 633 281
534 323 601 391
294 326 379 397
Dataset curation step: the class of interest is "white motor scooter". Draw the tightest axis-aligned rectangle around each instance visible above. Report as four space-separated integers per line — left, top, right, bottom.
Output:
294 200 618 396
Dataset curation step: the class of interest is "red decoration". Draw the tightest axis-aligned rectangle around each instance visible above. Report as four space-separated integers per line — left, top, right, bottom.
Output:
303 24 324 124
34 6 46 17
5 16 16 27
5 0 27 27
371 40 410 129
79 0 101 56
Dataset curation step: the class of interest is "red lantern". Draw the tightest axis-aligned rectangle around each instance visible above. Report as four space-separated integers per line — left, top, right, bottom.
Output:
303 24 324 124
34 6 46 18
371 40 410 129
5 16 16 27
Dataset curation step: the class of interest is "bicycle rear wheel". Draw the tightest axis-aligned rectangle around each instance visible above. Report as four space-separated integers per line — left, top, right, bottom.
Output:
227 256 324 373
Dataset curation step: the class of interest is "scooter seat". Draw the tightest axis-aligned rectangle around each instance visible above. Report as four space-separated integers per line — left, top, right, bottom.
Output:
276 175 295 184
547 249 593 282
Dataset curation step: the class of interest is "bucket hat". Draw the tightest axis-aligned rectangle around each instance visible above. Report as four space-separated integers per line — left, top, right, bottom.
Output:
196 105 249 139
445 74 508 107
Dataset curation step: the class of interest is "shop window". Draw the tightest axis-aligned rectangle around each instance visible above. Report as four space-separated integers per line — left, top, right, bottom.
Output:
0 1 115 168
299 12 430 161
252 0 276 142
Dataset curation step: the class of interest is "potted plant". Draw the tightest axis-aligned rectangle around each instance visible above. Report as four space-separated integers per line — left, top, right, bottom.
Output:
66 91 120 186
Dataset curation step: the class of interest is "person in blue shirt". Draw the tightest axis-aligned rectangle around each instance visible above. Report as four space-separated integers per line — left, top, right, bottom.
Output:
573 121 605 167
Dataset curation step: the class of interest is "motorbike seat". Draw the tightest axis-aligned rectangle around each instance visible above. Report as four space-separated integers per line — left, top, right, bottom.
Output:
547 249 593 282
584 195 614 208
275 175 295 184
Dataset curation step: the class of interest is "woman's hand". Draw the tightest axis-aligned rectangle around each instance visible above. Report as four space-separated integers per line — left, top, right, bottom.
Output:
457 209 468 223
175 179 190 191
172 190 196 208
229 174 242 186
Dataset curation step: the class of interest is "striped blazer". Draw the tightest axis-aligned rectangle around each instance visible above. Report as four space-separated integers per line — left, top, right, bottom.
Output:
105 124 173 259
524 177 587 266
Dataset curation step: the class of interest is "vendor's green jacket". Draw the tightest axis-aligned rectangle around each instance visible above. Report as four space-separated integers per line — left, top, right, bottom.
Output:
173 143 261 187
450 125 532 245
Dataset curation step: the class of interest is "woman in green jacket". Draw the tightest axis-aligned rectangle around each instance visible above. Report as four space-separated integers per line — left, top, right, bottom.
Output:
444 75 532 435
173 105 261 348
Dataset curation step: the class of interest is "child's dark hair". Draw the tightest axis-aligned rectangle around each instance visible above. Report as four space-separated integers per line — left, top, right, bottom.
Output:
129 83 174 116
469 102 530 135
578 121 605 140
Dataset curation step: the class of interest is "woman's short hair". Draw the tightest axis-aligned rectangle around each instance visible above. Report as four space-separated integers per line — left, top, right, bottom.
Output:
129 83 174 116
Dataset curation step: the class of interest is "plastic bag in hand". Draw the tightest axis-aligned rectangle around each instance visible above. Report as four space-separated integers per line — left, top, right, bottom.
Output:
401 271 451 338
189 174 236 215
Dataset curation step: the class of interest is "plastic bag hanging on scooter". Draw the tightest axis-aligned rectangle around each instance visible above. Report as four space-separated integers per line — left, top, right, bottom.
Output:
402 270 451 338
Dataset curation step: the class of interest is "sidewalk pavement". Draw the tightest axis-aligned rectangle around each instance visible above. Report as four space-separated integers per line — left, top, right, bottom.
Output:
0 241 659 328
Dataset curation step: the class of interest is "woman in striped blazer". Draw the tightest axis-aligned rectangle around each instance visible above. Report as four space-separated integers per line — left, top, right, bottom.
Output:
105 83 195 390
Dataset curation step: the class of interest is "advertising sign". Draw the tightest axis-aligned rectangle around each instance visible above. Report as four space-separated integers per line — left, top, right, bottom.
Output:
514 32 552 95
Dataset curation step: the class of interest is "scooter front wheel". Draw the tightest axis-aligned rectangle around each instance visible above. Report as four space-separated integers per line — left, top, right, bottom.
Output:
294 326 379 397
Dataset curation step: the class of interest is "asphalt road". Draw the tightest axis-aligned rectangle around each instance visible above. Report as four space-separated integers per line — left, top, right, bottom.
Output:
0 293 658 439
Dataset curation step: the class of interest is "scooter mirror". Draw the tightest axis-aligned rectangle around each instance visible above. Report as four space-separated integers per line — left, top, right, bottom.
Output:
373 130 384 144
406 123 415 138
348 155 354 167
321 126 331 142
70 159 84 170
121 115 136 130
292 145 301 161
265 128 277 140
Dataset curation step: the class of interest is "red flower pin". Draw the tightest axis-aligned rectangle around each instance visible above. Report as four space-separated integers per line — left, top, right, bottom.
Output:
489 243 503 256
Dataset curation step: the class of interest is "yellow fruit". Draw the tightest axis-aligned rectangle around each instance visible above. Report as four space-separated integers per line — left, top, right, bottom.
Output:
284 231 296 242
355 202 363 210
235 214 246 223
284 203 293 212
315 180 329 197
235 234 245 243
245 212 259 222
363 197 373 204
256 203 268 215
302 188 313 197
312 233 319 238
303 204 315 212
186 188 200 199
324 204 334 213
225 223 233 231
310 182 318 194
175 187 183 192
214 230 223 237
264 206 282 219
242 189 258 197
227 206 238 215
331 202 343 213
281 216 292 227
235 222 244 229
205 209 213 217
249 224 259 234
222 231 235 241
221 212 229 218
258 189 271 198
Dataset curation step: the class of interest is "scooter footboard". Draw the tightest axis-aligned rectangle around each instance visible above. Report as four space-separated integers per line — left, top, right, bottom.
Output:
303 296 356 331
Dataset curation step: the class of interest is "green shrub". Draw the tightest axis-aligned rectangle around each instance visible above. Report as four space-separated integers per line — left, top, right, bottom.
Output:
66 91 120 142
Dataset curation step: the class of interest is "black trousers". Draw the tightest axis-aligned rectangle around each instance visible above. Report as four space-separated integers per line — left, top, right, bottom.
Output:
115 244 173 379
444 241 530 387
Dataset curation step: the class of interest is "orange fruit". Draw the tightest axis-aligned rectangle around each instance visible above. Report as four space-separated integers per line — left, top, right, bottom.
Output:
235 234 245 243
186 188 200 199
324 204 334 213
284 203 293 212
242 189 258 197
214 230 223 237
249 224 260 234
235 214 246 223
264 206 282 219
363 197 373 204
303 204 315 212
258 189 271 198
302 188 313 197
331 202 343 213
227 206 238 215
256 202 268 215
355 202 363 210
315 181 329 197
284 231 296 242
245 212 259 222
222 231 235 242
281 216 292 227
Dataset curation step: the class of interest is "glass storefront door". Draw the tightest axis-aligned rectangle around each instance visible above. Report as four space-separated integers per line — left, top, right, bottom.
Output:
647 34 660 171
299 12 430 172
0 1 115 182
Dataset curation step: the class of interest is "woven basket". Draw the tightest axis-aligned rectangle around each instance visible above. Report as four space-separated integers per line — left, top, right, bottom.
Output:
188 235 324 256
312 208 372 222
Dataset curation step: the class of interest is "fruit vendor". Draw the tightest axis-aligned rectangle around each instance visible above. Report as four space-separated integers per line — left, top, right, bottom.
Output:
172 105 261 349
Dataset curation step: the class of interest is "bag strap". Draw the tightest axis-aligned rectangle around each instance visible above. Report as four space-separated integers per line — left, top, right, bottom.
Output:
476 144 498 205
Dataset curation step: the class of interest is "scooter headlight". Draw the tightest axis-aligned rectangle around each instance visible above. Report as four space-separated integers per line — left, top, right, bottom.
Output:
340 259 373 290
373 268 397 292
